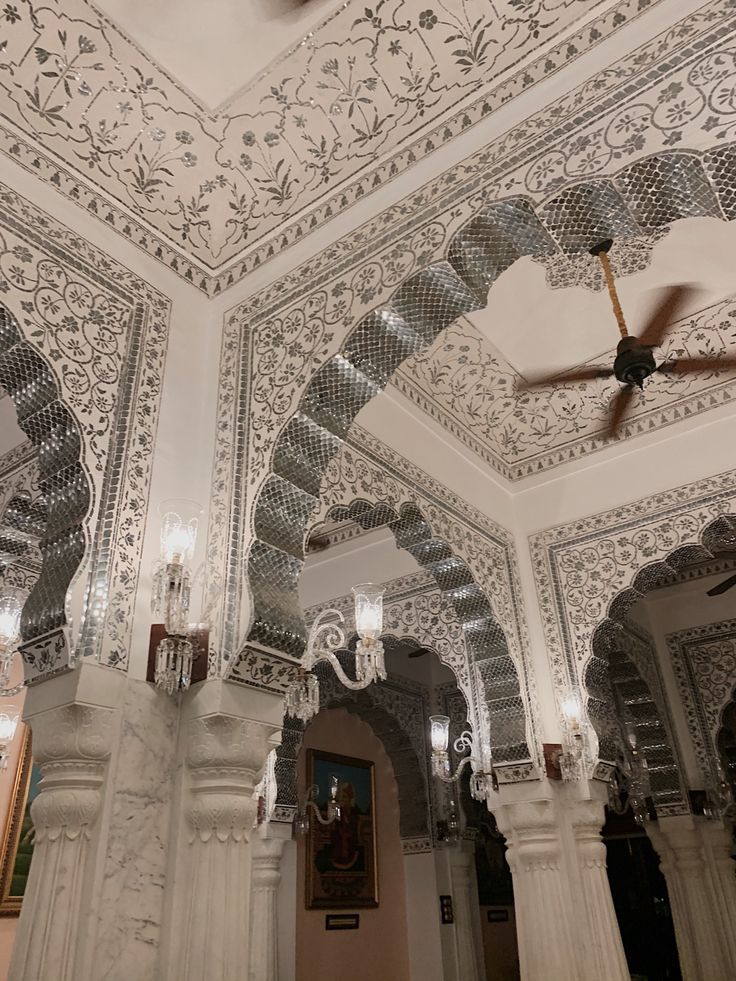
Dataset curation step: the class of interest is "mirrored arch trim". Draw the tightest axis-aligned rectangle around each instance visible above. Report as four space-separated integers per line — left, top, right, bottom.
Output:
531 469 736 767
586 619 688 816
666 619 736 792
0 302 91 675
0 183 172 676
240 430 539 775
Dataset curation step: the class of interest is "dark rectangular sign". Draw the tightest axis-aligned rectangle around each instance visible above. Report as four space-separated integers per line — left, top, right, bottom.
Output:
487 908 510 923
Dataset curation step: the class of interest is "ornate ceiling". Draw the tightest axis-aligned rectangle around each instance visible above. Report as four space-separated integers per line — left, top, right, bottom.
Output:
394 220 736 480
0 0 668 288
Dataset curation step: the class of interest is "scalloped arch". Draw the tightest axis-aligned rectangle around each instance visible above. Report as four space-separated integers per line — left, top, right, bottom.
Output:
0 303 91 665
246 142 736 765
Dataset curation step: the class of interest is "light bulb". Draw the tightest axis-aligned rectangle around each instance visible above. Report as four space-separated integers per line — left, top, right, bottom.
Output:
352 584 383 641
0 591 23 649
158 500 202 565
561 693 582 731
429 715 450 754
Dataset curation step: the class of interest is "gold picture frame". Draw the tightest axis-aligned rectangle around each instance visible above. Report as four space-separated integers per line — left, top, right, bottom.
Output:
306 749 378 909
0 729 36 916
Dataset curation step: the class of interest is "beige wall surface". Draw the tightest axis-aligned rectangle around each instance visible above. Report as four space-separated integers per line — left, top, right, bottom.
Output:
295 708 411 981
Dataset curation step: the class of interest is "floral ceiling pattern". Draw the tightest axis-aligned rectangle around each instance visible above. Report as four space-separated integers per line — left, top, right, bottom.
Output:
0 0 667 287
395 294 736 481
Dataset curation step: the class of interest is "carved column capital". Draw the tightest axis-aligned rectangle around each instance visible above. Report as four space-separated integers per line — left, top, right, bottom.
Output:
569 797 608 870
494 798 563 873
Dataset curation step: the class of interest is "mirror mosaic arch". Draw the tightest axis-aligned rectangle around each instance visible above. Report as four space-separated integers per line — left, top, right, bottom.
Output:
241 430 539 778
229 145 734 754
0 184 171 678
587 619 688 816
666 619 736 793
531 475 736 778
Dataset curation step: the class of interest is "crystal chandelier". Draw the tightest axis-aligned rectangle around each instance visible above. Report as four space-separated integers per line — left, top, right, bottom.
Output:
429 714 497 802
294 774 342 835
150 500 203 695
0 587 26 698
285 584 386 723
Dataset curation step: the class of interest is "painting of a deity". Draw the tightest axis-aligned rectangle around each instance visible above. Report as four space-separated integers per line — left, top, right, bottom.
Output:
306 750 378 909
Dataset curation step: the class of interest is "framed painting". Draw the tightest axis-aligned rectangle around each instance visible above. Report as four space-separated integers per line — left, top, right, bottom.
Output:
306 750 378 909
0 729 40 916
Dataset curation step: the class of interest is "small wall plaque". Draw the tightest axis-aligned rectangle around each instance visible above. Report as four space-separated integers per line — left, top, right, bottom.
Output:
325 914 360 931
439 894 454 924
487 908 510 923
543 742 563 781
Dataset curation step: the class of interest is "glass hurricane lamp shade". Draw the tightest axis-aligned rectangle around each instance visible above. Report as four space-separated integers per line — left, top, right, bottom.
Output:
560 692 583 732
0 706 21 769
352 584 383 641
429 715 451 778
159 500 201 565
0 589 23 650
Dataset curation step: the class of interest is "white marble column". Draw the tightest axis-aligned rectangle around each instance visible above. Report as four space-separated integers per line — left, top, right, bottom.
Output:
494 797 582 981
647 815 735 981
448 840 485 981
494 787 629 981
697 820 736 972
8 663 124 981
161 681 282 981
248 826 290 981
569 796 630 981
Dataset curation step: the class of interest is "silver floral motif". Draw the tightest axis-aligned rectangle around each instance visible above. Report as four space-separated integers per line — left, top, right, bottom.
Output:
666 620 736 787
0 0 703 290
0 183 170 672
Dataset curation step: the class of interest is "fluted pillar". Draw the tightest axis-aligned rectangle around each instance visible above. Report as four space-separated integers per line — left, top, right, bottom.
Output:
494 786 629 981
248 828 289 981
647 815 735 981
161 681 282 981
494 797 582 981
8 664 124 981
697 820 736 970
569 797 629 981
448 840 485 981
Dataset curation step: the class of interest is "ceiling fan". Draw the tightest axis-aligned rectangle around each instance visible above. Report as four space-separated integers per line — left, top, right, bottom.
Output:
707 573 736 597
516 239 736 438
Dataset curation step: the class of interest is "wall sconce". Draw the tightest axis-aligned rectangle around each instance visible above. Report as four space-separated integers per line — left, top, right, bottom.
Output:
285 584 386 722
0 707 21 770
150 499 204 695
294 775 342 835
559 692 593 782
429 714 496 802
436 797 461 845
0 587 26 698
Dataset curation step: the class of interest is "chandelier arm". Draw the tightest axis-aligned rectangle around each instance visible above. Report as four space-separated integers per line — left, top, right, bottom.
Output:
434 753 474 784
312 651 375 691
303 609 347 671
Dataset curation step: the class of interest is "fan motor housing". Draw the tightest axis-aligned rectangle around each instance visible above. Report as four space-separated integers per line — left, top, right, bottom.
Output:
614 337 657 388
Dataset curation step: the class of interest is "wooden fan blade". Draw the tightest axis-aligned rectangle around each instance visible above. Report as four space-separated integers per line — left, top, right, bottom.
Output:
658 356 736 375
606 385 636 439
516 367 613 391
707 572 736 597
636 285 695 348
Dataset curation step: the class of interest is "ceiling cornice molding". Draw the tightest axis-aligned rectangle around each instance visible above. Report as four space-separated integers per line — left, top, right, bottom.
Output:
0 0 716 293
237 0 735 311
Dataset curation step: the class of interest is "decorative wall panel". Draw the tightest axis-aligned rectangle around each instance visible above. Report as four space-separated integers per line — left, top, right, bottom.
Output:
530 470 736 710
0 183 170 675
0 0 675 289
666 619 736 788
394 292 736 481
